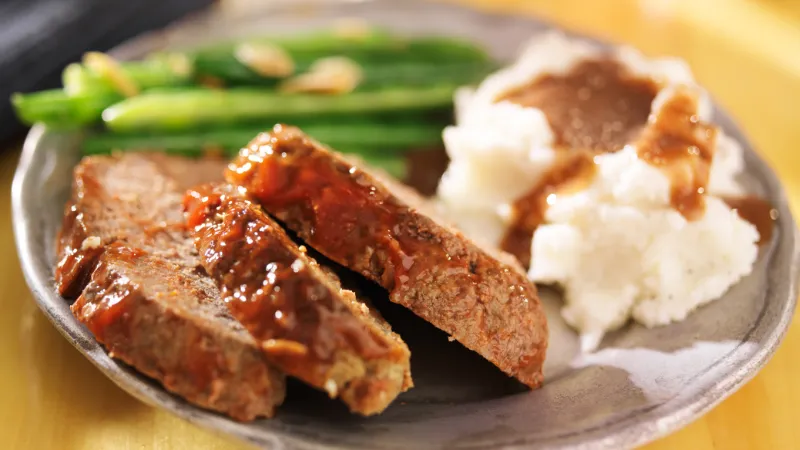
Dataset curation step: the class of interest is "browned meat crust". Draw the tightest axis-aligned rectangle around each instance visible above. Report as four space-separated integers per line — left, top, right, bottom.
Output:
57 153 285 421
184 183 412 415
55 153 224 297
227 125 548 388
73 244 285 420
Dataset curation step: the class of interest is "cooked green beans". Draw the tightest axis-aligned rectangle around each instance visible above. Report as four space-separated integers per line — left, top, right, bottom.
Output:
62 59 192 96
11 90 122 128
191 34 491 85
11 26 486 182
102 85 457 132
82 121 443 154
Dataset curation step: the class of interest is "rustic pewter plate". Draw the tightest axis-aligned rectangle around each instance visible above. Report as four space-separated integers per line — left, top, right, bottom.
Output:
11 1 800 449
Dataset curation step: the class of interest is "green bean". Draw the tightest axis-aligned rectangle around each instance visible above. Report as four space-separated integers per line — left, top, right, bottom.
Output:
14 29 488 131
359 153 407 179
82 121 442 155
403 36 492 62
62 59 191 95
192 35 491 85
355 61 495 90
102 85 457 132
194 55 494 89
190 30 393 83
63 61 190 95
305 121 442 148
192 28 398 57
11 90 122 127
191 51 272 86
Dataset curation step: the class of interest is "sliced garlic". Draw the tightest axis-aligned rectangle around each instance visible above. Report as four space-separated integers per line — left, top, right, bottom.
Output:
279 56 363 95
324 379 338 398
162 52 193 77
80 236 102 250
290 258 305 273
235 42 295 78
261 338 309 356
82 52 139 97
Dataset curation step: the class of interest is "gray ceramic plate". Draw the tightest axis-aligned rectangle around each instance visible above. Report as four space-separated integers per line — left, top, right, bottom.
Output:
11 1 800 449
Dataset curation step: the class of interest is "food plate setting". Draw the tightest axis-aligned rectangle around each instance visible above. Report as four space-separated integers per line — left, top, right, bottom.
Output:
11 1 799 449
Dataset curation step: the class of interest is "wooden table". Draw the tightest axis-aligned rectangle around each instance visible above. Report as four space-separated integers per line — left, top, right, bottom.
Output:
2 0 798 448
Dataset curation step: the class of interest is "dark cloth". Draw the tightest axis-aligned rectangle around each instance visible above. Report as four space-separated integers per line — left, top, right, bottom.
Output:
0 0 214 141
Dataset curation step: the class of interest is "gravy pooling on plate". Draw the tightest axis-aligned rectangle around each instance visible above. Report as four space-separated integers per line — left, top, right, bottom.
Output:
722 195 777 245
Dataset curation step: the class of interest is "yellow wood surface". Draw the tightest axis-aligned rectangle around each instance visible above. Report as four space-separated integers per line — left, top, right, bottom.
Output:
2 0 799 448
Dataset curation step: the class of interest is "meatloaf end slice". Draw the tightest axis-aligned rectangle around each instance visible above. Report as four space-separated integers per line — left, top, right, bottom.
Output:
72 244 285 421
184 183 411 415
58 153 285 420
226 125 548 388
55 153 225 298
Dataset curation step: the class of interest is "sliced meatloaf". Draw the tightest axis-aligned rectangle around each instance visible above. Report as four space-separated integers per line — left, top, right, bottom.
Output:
55 153 225 297
184 183 412 415
57 153 285 421
226 125 549 388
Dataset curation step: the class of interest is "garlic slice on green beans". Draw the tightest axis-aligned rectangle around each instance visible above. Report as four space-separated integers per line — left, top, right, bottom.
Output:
234 42 295 78
82 52 140 97
279 56 363 94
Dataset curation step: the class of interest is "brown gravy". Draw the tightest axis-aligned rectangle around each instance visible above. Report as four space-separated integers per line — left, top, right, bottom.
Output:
500 152 597 266
497 59 659 152
405 147 450 197
634 91 716 220
496 58 758 265
723 196 777 245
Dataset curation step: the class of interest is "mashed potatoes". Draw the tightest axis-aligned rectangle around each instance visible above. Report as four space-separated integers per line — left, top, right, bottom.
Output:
437 32 760 348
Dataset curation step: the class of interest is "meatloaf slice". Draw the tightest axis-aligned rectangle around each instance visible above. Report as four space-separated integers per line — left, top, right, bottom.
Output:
184 183 412 415
73 244 285 421
226 125 548 388
57 153 285 420
55 153 224 297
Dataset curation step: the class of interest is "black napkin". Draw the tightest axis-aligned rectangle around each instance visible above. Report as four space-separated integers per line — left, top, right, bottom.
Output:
0 0 215 142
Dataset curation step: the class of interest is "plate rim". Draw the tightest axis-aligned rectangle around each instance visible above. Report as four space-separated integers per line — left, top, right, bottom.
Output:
11 1 800 449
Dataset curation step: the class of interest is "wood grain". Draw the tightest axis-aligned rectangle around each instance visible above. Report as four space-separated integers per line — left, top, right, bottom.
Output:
1 0 798 448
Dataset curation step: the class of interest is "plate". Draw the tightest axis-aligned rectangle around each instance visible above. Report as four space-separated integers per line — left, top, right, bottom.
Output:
11 1 800 449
